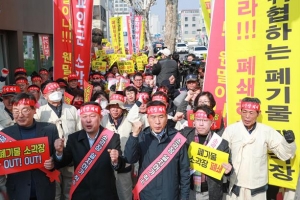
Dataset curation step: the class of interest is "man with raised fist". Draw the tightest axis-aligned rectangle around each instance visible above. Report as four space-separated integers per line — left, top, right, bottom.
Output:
222 97 296 200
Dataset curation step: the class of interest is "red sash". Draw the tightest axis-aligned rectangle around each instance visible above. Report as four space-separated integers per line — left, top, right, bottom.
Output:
69 128 114 199
133 132 187 200
0 131 60 182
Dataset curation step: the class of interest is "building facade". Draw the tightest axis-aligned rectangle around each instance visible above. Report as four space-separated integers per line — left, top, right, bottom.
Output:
0 0 53 83
178 9 204 43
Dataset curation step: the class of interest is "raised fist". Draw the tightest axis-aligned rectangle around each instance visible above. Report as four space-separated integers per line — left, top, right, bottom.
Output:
283 130 295 144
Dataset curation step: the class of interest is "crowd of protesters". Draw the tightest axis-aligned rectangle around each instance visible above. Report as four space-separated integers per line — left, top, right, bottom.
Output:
0 47 298 200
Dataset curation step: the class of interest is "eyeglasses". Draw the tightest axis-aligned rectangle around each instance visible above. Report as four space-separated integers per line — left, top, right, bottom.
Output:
198 101 210 104
12 107 32 116
134 79 143 82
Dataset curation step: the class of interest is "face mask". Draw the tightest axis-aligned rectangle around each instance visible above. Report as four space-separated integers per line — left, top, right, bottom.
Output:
100 100 108 110
48 91 63 102
73 100 83 109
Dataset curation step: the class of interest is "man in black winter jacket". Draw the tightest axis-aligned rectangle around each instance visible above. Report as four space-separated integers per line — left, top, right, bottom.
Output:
181 105 232 200
125 101 190 200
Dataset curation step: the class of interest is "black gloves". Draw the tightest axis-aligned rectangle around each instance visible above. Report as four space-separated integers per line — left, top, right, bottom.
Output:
283 130 295 144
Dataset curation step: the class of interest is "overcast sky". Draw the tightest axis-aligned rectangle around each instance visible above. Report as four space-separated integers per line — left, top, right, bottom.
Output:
150 0 200 25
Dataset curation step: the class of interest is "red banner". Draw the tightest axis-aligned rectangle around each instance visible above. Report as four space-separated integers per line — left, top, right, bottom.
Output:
126 16 133 55
53 0 73 81
71 0 93 88
41 35 51 57
134 16 142 53
83 80 93 103
0 137 50 175
64 91 74 104
202 0 226 113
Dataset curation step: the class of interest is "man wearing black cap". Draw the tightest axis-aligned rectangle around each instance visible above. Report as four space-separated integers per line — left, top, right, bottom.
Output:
0 85 21 129
14 67 27 80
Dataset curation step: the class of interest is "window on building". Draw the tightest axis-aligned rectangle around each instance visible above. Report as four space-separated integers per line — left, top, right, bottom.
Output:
185 17 188 21
185 24 188 27
192 17 196 21
192 31 196 34
93 5 100 20
0 34 7 70
192 24 196 27
184 31 188 34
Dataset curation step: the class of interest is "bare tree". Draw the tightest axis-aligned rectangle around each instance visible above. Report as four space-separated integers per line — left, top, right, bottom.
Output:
164 0 178 53
123 0 157 56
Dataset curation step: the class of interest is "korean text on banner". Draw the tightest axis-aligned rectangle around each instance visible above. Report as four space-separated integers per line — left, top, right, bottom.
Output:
188 142 228 180
64 91 74 105
126 16 134 54
117 60 135 74
140 20 145 50
226 0 300 189
117 17 125 54
200 0 212 36
53 0 72 81
71 0 93 88
110 17 119 52
134 16 142 52
41 35 51 57
203 0 226 114
83 80 93 103
0 137 50 175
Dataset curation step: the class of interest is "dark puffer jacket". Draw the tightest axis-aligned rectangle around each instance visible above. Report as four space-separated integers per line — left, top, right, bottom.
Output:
181 127 231 200
125 127 190 200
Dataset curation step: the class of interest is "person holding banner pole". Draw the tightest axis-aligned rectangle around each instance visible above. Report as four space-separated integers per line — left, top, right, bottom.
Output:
54 102 126 200
0 93 59 200
125 101 190 200
222 97 296 200
181 105 232 200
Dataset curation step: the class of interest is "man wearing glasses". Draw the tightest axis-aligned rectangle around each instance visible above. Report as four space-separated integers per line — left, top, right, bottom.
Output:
34 80 81 200
0 93 59 200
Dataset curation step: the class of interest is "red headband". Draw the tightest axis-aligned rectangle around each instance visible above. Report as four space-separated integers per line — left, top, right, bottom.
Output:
28 86 40 92
15 68 26 73
110 94 125 102
31 77 42 82
241 102 260 111
16 79 28 84
13 98 36 107
79 105 101 115
194 110 214 120
147 106 166 115
152 95 167 103
2 86 21 94
144 75 153 79
39 70 49 75
43 82 60 94
136 92 150 102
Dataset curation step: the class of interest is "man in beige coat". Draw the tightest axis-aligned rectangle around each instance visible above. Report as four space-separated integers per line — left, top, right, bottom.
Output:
35 81 81 200
222 97 296 200
101 94 133 200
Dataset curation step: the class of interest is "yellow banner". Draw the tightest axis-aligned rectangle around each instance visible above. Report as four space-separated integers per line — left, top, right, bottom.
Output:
117 17 125 54
117 60 135 74
136 56 144 71
108 54 118 67
140 20 145 50
200 0 211 36
91 60 106 73
188 142 229 180
109 17 119 51
226 0 300 189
